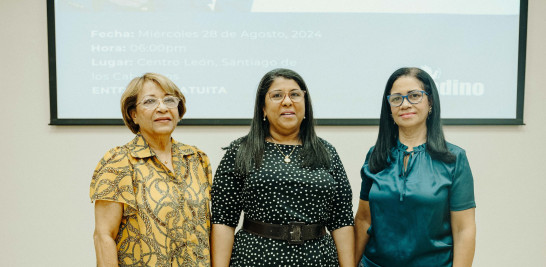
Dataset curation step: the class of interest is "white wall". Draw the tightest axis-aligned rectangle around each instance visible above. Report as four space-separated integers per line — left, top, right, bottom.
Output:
1 0 544 266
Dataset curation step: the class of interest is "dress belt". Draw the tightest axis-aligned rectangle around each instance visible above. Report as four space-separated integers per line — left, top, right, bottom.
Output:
242 218 326 245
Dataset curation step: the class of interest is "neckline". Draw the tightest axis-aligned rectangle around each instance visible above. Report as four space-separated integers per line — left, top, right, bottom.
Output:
396 139 426 152
265 140 302 146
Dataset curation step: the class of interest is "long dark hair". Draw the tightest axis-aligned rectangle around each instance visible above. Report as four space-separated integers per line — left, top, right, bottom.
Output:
369 67 455 173
234 68 330 175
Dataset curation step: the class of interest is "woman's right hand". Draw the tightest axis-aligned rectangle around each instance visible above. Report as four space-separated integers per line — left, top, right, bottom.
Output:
354 200 372 265
211 224 236 267
93 200 123 267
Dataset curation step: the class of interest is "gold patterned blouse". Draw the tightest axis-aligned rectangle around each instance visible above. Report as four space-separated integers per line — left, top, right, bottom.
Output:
90 134 212 267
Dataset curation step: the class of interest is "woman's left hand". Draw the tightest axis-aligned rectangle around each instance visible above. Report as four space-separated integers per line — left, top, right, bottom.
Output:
331 225 356 267
451 208 476 267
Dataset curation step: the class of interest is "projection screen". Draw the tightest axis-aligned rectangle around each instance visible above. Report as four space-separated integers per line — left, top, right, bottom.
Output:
48 0 527 125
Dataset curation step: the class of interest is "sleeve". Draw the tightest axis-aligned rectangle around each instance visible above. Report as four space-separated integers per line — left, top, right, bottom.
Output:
211 142 245 227
197 149 213 194
194 149 213 221
326 145 355 232
450 149 476 211
359 147 374 201
90 147 137 216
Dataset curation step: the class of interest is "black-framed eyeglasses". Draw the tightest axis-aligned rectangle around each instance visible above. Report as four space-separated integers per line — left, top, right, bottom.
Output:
386 90 429 107
267 89 306 102
136 96 180 110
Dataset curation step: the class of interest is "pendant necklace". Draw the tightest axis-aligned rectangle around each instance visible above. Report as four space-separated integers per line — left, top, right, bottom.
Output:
273 143 296 163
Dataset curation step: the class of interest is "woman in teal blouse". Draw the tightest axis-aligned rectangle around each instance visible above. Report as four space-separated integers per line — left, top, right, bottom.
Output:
354 67 476 267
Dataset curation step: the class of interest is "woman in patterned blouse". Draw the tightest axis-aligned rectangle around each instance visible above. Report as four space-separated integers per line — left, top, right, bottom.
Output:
90 73 212 266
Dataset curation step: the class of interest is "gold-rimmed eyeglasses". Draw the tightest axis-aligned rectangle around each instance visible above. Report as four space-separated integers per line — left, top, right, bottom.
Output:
136 96 180 110
267 89 306 102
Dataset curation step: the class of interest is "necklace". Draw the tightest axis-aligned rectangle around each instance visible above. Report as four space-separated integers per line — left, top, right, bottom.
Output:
273 143 296 163
156 154 170 165
158 157 169 165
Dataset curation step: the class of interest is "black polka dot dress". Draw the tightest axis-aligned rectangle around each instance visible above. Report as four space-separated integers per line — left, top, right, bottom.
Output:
212 139 354 266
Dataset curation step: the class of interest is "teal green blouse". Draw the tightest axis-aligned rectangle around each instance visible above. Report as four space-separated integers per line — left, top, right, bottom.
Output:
360 140 475 267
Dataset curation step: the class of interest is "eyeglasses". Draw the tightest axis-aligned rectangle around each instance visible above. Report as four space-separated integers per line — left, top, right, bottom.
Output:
387 90 429 107
136 96 180 110
267 89 306 102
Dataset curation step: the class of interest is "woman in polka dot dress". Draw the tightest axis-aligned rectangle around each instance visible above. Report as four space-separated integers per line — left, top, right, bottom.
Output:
211 68 355 267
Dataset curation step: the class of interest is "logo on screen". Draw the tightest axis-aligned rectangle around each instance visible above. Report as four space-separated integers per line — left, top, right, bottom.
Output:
421 65 484 96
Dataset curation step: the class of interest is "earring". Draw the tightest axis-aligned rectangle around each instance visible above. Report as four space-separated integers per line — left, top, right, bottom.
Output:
303 116 306 119
428 107 432 115
263 116 266 121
